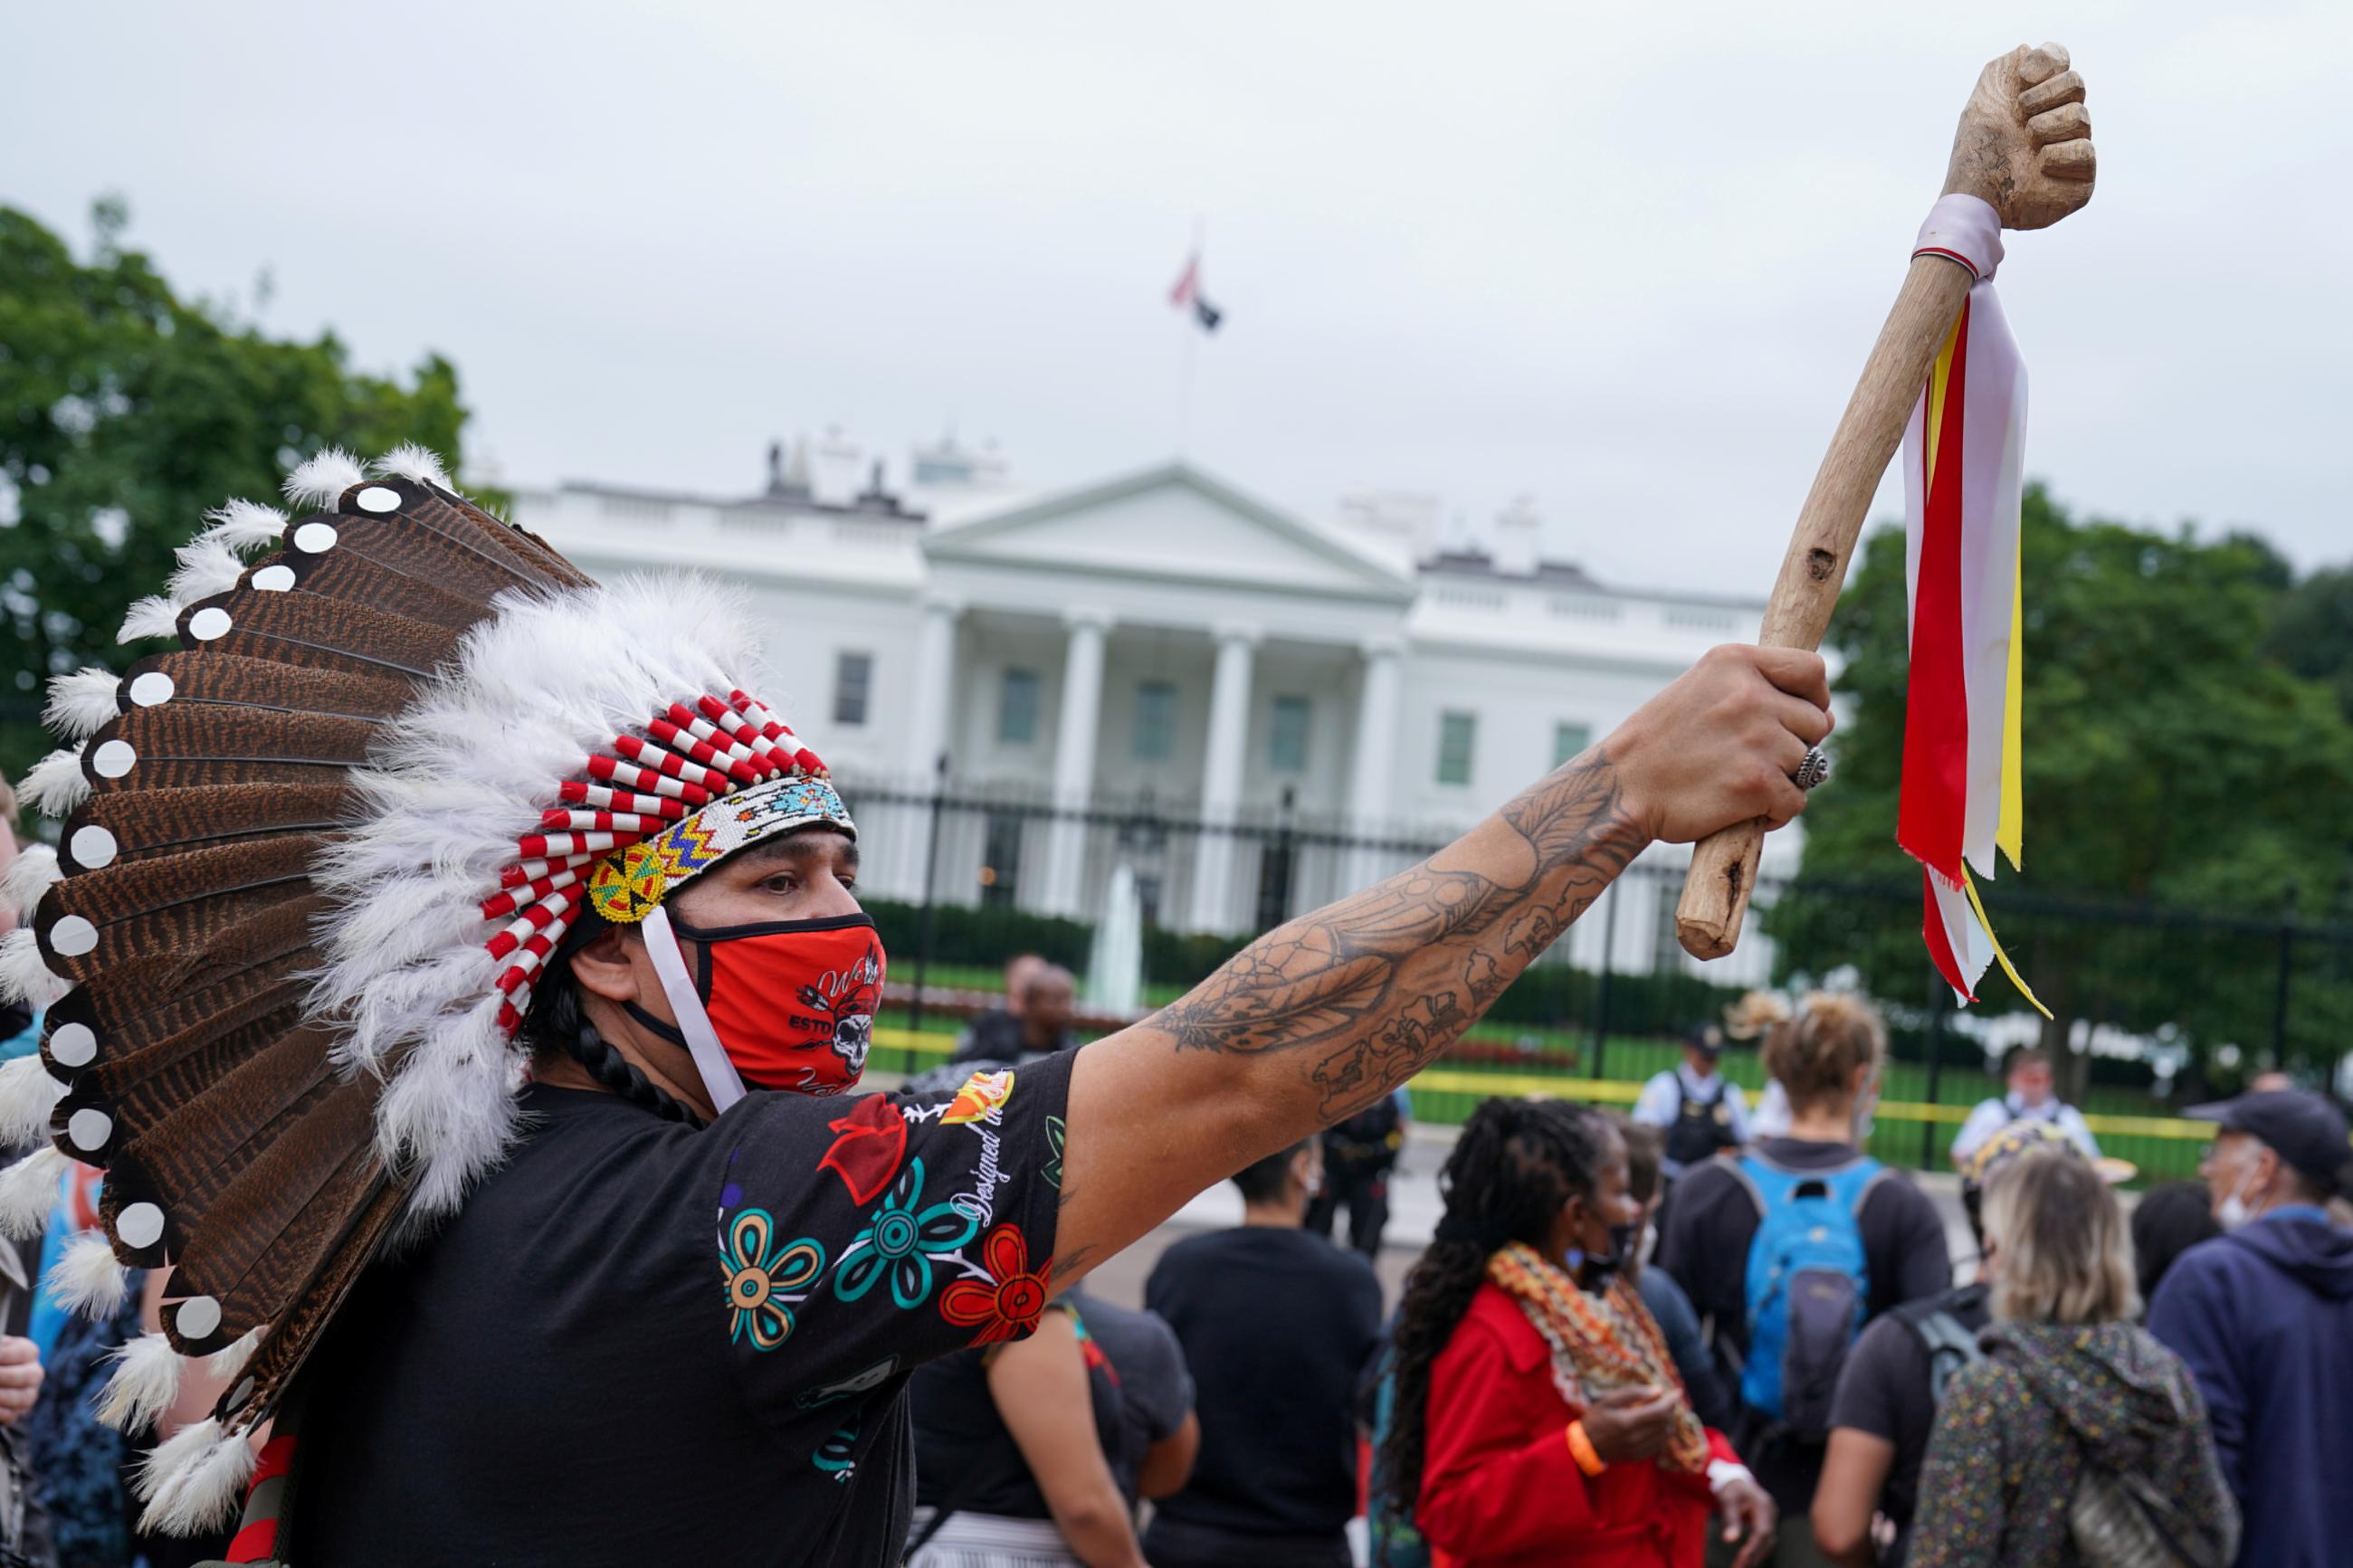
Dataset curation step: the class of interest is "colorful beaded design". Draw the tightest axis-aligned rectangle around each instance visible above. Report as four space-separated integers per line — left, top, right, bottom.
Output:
475 689 855 1033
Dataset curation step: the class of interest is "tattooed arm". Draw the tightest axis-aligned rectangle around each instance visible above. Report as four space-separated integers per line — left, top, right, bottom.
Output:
1051 644 1833 1284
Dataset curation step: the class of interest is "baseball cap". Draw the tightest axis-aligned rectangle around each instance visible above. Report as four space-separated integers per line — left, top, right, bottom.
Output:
2189 1089 2353 1191
1684 1023 1726 1057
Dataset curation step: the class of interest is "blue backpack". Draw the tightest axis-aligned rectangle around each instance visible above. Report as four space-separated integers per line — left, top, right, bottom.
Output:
1734 1154 1885 1438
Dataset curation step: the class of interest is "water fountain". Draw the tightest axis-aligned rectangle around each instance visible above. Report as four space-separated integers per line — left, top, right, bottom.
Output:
1086 861 1145 1017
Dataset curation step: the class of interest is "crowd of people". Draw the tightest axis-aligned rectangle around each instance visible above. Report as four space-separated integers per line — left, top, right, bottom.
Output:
899 981 2351 1568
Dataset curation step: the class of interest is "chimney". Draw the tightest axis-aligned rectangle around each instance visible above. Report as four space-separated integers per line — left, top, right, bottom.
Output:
1491 494 1542 577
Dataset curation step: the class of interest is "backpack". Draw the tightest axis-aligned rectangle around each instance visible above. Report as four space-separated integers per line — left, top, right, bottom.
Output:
1892 1290 1986 1405
1733 1154 1886 1439
2060 1374 2238 1568
1359 1348 1431 1568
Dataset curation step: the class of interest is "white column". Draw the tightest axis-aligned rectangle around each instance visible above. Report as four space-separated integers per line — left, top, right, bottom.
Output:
1344 633 1405 890
1041 610 1110 917
892 594 960 902
1186 623 1259 934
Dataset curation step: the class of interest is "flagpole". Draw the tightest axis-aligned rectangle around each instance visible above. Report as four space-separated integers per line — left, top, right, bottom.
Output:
1176 215 1205 457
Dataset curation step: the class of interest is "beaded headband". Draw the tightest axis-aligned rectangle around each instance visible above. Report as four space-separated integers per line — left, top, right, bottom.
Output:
481 690 853 1031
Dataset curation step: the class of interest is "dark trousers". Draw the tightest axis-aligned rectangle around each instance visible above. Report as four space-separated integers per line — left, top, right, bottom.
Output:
1304 1155 1392 1256
1142 1515 1353 1568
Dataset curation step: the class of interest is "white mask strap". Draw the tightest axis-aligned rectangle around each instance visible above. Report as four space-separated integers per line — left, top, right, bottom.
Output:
643 905 748 1116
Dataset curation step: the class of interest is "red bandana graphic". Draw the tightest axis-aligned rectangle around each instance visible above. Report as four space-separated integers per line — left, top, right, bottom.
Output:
817 1092 907 1205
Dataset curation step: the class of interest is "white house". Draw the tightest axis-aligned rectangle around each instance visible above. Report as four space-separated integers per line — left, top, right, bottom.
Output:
510 441 1792 983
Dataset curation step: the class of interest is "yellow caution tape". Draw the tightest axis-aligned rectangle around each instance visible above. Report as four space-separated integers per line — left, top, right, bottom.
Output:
872 1030 2215 1142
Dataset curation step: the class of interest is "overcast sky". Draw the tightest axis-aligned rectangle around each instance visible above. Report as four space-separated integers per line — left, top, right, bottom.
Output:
8 0 2348 595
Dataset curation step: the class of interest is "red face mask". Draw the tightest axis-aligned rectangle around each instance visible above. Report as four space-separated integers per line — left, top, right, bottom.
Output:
658 913 886 1096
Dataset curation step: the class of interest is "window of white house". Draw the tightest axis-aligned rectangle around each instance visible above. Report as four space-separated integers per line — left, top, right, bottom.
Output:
1553 721 1591 768
1269 695 1310 772
1133 681 1177 760
1437 711 1476 785
999 668 1040 745
833 651 873 727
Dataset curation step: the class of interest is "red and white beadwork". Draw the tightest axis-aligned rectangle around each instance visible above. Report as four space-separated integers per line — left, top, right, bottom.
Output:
481 689 834 1033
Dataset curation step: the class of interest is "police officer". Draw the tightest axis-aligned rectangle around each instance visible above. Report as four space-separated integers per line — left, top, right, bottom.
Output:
1632 1023 1751 1177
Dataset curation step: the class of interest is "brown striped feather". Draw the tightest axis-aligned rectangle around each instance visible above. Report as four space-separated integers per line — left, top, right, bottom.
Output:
39 897 327 1048
175 590 464 682
126 652 414 724
219 1174 408 1421
162 1087 383 1350
271 547 514 632
62 784 350 870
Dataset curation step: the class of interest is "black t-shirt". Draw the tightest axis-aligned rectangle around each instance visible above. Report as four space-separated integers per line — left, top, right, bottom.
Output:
1143 1226 1382 1545
290 1050 1073 1567
955 1009 1076 1063
1653 1138 1952 1511
910 1303 1124 1520
1827 1282 1991 1563
1068 1290 1195 1506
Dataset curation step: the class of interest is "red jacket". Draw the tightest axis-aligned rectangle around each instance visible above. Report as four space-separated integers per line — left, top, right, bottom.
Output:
1417 1281 1737 1568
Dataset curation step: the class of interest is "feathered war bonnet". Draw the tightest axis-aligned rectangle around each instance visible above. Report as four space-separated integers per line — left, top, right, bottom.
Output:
0 447 854 1532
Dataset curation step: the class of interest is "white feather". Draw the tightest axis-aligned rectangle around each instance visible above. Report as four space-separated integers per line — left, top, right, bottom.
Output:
372 443 453 490
96 1332 185 1436
282 448 364 509
18 746 90 817
0 1056 61 1145
49 1231 130 1317
208 1326 262 1380
1 843 59 924
118 595 182 643
166 537 246 604
0 1148 67 1239
197 499 288 555
135 1418 256 1535
43 668 121 739
305 575 784 1221
0 930 70 1012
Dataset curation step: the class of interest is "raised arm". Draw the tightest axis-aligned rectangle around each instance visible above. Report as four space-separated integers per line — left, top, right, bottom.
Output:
1053 644 1831 1282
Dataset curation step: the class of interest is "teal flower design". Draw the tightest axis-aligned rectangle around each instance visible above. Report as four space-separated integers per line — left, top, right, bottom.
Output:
814 1414 862 1484
720 1207 825 1350
834 1157 978 1309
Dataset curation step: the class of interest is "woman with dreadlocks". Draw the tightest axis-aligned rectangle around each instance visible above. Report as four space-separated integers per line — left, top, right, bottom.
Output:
1381 1098 1776 1568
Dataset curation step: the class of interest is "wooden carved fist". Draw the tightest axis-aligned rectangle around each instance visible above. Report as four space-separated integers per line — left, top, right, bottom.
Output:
1943 42 2096 232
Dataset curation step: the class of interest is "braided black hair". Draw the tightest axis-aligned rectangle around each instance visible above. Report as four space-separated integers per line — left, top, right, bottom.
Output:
519 908 706 1130
1376 1096 1606 1554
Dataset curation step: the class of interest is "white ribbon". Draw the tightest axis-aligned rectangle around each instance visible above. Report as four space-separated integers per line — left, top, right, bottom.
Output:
642 906 748 1115
1912 192 2005 281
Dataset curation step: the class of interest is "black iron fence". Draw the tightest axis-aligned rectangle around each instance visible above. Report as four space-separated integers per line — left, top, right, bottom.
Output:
845 780 2351 1179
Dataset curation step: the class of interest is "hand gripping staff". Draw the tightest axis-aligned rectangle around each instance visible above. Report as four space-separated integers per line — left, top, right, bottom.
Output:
1673 43 2095 963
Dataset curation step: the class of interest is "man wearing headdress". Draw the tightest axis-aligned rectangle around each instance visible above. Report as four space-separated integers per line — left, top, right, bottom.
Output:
0 450 1830 1563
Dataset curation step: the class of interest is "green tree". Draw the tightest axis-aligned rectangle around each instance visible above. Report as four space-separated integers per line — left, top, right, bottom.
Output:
2268 565 2353 726
1768 486 2353 1096
0 198 486 788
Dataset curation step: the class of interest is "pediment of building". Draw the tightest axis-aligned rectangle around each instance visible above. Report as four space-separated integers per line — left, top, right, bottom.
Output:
925 464 1415 604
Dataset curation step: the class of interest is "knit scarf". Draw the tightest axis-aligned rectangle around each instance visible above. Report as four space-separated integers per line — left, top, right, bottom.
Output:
1485 1241 1709 1474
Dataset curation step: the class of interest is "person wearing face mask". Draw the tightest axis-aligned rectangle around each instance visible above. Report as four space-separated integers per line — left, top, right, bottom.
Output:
2147 1088 2353 1568
1656 995 1950 1567
1947 1048 2099 1171
0 451 1834 1560
1381 1097 1775 1568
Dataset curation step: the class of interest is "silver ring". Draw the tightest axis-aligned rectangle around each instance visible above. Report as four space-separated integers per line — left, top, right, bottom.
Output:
1792 746 1832 792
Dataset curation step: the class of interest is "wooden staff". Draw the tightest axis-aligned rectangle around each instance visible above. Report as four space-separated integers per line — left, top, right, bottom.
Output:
1673 42 2097 961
